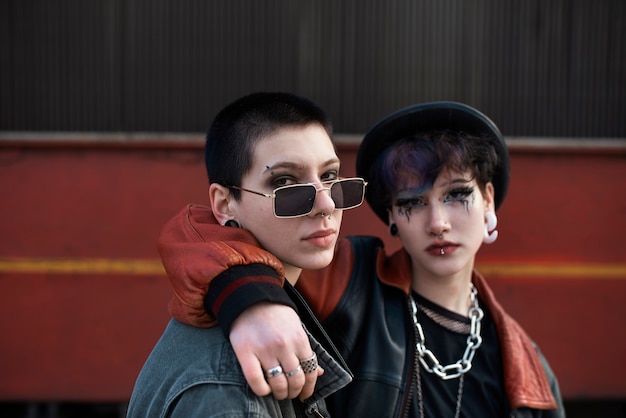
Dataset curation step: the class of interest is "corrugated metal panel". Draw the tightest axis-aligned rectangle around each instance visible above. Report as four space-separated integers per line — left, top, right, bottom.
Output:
1 0 624 136
1 1 122 131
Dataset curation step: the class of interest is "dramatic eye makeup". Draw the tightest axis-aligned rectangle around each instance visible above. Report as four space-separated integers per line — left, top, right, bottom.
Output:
445 186 474 202
393 179 476 219
444 185 475 211
395 196 427 210
394 194 426 221
263 163 340 190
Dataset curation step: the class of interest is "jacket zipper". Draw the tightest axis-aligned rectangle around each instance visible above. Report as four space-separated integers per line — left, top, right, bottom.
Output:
401 295 418 418
307 405 325 418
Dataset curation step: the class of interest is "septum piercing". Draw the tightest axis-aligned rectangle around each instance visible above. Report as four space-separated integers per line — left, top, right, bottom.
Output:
320 212 331 220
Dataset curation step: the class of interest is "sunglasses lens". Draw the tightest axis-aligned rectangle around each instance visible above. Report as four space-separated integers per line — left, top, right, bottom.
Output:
331 179 365 209
273 179 365 217
274 185 316 217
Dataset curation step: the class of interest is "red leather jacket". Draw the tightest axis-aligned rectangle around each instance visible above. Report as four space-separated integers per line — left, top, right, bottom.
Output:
159 205 563 417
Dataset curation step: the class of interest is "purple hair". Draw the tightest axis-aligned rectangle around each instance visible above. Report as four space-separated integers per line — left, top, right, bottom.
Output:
369 129 499 210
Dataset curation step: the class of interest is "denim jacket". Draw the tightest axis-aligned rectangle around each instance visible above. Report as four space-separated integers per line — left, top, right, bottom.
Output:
127 318 352 418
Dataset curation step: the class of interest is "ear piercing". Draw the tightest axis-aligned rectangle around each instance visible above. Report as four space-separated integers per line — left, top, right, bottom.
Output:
483 211 498 244
224 219 241 228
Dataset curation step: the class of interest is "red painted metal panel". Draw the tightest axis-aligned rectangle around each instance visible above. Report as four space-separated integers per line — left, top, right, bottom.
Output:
488 277 626 399
0 274 171 401
0 141 624 401
485 150 626 264
0 146 207 258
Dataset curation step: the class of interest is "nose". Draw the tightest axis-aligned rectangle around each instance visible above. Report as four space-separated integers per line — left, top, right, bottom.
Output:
310 183 336 217
426 201 449 236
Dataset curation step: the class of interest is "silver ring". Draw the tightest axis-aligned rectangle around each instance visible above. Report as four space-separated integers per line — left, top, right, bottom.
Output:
300 353 318 374
266 365 284 379
285 365 303 378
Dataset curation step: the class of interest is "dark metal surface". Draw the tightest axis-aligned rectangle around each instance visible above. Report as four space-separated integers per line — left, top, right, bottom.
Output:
1 0 624 136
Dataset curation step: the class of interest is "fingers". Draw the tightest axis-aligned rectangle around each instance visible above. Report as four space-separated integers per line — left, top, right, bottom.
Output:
298 353 322 401
236 350 272 397
239 349 322 400
264 352 320 401
228 303 320 400
260 351 303 400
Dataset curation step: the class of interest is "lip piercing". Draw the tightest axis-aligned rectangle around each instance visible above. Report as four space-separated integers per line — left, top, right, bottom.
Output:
440 248 445 256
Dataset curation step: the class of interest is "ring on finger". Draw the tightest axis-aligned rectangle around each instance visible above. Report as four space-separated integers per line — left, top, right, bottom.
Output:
266 365 284 379
285 365 302 378
299 352 318 374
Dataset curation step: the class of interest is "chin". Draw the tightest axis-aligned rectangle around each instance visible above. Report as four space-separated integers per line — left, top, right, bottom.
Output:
304 251 335 270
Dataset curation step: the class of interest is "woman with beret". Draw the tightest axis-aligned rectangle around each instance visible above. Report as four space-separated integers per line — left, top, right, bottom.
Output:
157 101 565 417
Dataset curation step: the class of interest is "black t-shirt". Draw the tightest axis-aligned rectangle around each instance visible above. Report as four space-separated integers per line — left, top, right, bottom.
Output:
409 291 510 417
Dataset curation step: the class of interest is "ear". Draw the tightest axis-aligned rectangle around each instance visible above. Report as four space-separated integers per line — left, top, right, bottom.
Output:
209 183 235 225
483 182 496 212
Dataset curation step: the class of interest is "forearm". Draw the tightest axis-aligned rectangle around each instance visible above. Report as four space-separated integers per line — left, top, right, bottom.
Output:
158 205 290 328
206 264 296 335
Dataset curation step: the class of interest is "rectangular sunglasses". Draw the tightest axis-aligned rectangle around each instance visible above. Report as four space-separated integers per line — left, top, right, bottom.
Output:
229 177 367 218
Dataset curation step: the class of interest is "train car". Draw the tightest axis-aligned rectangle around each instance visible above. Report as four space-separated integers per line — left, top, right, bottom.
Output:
0 135 625 417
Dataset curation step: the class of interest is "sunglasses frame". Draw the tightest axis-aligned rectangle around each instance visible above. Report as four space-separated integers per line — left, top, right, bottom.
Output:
227 177 367 218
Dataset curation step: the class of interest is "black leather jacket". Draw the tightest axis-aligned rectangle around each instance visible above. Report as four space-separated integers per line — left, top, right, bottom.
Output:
308 236 565 418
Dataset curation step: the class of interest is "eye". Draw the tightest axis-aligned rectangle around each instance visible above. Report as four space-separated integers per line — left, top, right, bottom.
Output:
395 196 427 209
444 186 474 203
320 169 339 182
271 175 297 189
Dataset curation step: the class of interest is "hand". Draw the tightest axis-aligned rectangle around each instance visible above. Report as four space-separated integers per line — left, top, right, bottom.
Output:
229 302 323 400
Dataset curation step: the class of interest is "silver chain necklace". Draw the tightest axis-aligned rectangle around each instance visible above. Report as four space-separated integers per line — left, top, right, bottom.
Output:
409 284 484 417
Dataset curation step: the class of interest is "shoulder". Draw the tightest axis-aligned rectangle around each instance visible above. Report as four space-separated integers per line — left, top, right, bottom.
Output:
128 319 249 417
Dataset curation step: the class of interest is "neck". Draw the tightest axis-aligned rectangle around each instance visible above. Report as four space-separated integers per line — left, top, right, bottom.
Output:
411 268 474 316
283 265 302 286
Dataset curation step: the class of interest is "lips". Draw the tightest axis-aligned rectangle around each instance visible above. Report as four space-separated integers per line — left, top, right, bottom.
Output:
303 229 336 247
425 241 458 256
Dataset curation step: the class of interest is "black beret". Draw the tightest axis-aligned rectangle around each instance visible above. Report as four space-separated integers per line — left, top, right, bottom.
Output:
356 101 510 224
